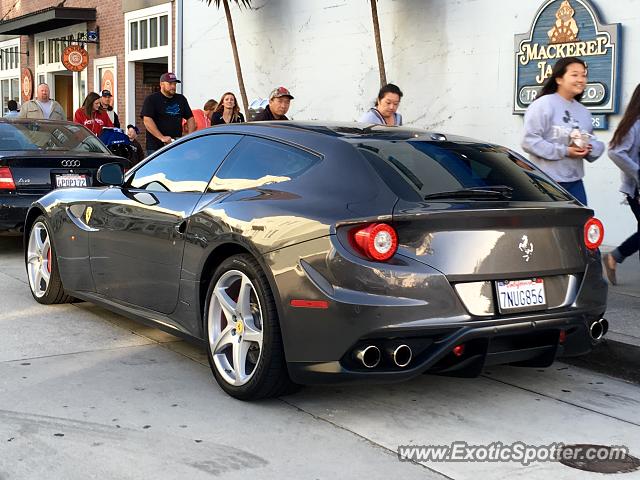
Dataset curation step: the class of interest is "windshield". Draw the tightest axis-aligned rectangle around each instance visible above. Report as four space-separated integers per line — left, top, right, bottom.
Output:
354 139 573 202
0 121 110 153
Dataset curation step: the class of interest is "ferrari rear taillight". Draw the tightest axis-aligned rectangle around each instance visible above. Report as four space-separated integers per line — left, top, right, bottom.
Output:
0 166 16 191
584 217 604 250
349 223 398 262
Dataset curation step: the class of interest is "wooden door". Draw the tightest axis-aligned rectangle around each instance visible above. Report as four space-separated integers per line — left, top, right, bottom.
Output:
54 75 73 120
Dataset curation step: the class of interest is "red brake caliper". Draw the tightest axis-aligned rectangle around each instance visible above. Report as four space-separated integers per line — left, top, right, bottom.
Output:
47 246 52 273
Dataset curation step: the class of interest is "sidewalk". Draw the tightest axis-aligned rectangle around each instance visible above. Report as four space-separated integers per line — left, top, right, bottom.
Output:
563 248 640 384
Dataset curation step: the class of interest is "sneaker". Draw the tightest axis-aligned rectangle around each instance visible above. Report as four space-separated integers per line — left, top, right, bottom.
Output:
603 253 617 285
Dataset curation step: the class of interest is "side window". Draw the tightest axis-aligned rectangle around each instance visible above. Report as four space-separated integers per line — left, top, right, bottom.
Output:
128 134 242 192
209 137 320 191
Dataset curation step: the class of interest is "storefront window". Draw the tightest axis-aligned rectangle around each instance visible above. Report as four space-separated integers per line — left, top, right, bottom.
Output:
160 15 168 46
130 14 169 52
0 40 19 117
130 22 139 50
1 77 19 117
38 41 45 65
150 17 158 48
55 37 63 63
0 47 18 70
140 19 148 49
48 39 54 63
11 78 18 102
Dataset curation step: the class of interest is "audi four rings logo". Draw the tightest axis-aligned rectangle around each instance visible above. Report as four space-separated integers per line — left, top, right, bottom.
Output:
61 160 81 167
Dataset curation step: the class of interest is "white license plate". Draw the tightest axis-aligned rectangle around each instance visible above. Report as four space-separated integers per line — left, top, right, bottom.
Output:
56 174 87 188
497 278 546 311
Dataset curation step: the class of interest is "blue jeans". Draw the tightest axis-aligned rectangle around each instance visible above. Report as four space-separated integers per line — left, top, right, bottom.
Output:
612 190 640 261
559 179 587 205
146 149 157 157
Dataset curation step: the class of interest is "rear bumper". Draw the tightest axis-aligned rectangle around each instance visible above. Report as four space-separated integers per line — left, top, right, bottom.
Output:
269 235 607 385
287 312 603 384
0 194 38 233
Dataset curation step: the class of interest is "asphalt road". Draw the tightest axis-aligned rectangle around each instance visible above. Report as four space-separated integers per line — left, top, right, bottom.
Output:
1 236 639 479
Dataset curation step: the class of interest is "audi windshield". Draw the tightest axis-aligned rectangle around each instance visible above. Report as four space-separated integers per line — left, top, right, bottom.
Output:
0 120 110 153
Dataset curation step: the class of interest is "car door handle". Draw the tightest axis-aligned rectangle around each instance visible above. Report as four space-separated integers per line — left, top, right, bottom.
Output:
174 220 187 235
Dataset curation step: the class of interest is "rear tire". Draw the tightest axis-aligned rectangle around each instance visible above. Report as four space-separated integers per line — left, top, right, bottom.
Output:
25 216 71 304
204 254 298 400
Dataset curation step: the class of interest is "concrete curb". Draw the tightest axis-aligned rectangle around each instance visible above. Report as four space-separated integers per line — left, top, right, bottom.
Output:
562 338 640 384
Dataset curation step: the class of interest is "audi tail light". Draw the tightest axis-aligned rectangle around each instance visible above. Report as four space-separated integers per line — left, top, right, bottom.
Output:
0 166 16 191
349 223 398 262
584 217 604 250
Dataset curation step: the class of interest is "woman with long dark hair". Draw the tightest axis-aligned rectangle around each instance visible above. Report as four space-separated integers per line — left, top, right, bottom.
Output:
211 92 244 125
74 92 112 136
521 57 604 204
603 84 640 284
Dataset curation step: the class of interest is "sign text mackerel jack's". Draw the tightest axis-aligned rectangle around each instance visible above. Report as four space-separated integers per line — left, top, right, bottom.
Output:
514 0 620 129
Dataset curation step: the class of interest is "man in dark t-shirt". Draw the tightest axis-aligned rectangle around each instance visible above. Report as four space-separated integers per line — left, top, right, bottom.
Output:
254 87 294 121
141 72 195 155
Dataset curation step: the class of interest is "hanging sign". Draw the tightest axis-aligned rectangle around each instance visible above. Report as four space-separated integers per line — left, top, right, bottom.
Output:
62 45 89 72
513 0 621 125
21 67 33 102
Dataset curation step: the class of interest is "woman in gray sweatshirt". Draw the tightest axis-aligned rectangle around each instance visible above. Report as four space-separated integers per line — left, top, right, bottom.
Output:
522 57 604 205
603 84 640 284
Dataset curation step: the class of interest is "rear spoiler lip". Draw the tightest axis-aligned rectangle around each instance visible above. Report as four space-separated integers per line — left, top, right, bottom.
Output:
391 203 593 222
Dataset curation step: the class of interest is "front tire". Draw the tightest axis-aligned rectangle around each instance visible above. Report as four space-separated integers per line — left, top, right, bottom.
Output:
25 216 71 304
204 254 296 400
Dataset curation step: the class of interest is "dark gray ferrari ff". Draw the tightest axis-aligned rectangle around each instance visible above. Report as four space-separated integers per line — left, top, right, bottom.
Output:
24 122 608 400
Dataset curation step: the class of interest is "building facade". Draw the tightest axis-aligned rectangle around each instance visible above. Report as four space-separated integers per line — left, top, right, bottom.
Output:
181 0 640 246
0 0 177 147
2 0 639 245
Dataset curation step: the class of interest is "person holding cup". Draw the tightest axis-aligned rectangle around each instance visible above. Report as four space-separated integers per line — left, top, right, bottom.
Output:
521 57 604 204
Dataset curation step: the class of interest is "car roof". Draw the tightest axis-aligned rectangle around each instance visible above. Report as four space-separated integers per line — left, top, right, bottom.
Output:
195 121 486 151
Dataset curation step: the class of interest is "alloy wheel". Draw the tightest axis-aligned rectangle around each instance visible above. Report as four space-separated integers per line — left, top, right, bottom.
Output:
26 221 52 298
207 269 264 386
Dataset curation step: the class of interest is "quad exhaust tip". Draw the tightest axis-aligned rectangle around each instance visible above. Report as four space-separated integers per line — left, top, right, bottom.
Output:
589 318 608 341
355 345 381 369
389 344 412 368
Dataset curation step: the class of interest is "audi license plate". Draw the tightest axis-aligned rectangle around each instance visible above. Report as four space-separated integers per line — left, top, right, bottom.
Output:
55 174 87 188
497 278 546 312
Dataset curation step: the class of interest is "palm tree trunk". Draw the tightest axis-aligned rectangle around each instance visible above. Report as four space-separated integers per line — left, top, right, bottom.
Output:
222 0 249 118
370 0 387 87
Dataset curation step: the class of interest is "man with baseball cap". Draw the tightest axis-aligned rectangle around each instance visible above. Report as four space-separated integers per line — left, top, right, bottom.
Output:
100 90 120 128
254 86 294 121
140 72 195 155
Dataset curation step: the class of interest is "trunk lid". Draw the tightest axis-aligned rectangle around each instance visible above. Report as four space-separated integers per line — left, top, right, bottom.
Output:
1 153 127 194
393 200 592 281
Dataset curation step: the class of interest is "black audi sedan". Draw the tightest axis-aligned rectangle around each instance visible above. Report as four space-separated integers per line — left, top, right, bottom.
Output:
24 122 608 400
0 118 130 234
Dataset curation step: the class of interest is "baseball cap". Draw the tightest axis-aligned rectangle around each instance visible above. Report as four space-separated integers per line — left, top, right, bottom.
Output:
269 86 294 100
126 124 139 134
160 72 181 83
101 89 112 97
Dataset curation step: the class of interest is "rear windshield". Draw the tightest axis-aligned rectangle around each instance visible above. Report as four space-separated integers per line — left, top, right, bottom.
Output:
0 121 109 153
354 140 572 202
